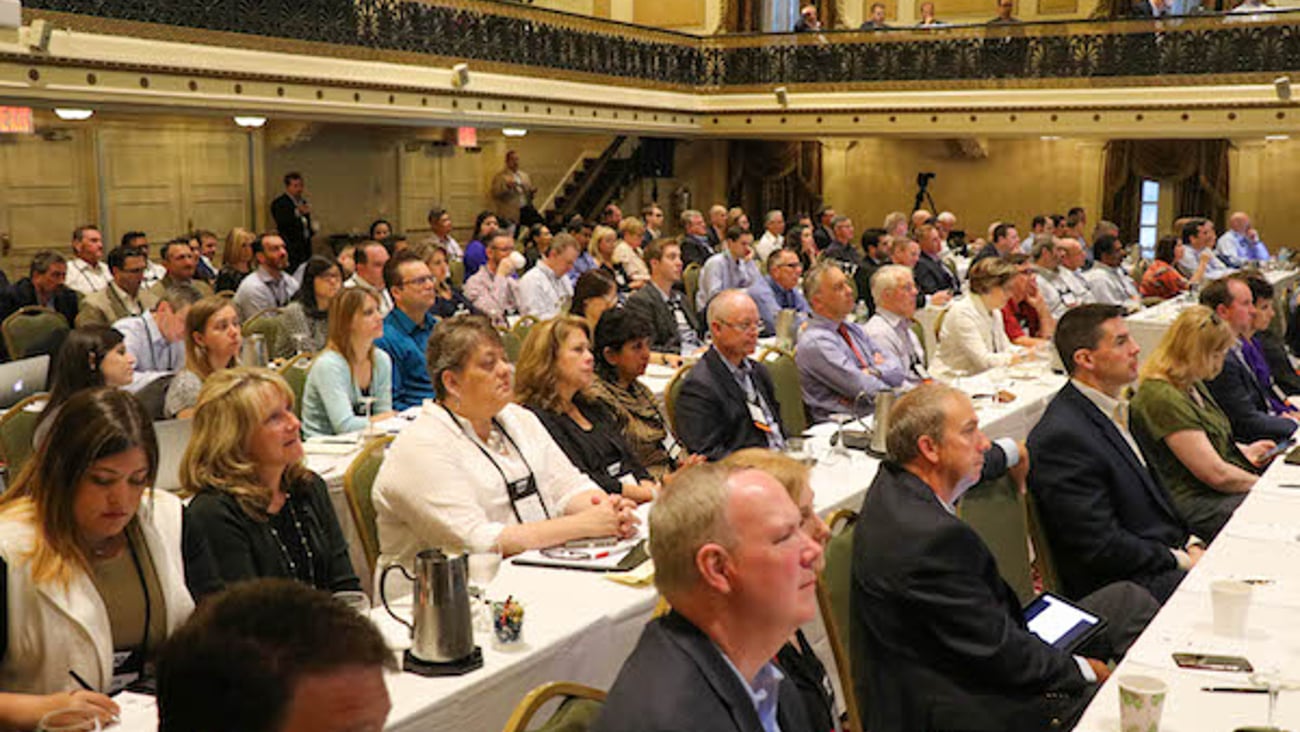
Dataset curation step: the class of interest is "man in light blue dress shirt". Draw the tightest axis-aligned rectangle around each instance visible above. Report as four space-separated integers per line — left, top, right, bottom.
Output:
796 263 905 423
697 227 761 315
232 233 300 321
1215 211 1270 267
1176 217 1232 280
748 248 809 337
864 265 930 388
114 284 201 373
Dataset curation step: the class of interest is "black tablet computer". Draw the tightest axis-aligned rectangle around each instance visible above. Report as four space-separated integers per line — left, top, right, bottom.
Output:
1023 592 1108 653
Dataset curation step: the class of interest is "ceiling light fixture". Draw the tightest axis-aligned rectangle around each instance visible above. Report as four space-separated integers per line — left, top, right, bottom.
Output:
502 128 528 137
53 108 93 121
234 116 267 129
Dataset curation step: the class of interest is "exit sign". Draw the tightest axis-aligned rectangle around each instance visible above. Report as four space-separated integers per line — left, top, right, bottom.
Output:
456 126 477 148
0 106 34 134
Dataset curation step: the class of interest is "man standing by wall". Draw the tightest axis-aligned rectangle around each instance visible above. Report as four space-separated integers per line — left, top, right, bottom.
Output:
271 172 315 272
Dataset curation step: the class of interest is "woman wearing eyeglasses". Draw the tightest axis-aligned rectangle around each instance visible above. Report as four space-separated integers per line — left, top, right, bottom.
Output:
1130 306 1274 540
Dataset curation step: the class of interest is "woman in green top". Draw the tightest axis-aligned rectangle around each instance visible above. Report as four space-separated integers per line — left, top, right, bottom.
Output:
1130 305 1276 540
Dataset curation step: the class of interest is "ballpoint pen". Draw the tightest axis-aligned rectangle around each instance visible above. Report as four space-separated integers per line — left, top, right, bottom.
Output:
68 670 123 724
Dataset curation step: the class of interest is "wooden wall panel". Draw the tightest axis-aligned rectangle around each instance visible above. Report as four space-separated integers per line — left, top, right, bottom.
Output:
0 131 91 258
634 0 706 29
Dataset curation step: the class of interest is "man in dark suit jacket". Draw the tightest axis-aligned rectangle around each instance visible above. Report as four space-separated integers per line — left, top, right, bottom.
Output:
595 463 821 732
678 209 715 268
1029 305 1199 604
1202 276 1299 442
852 383 1156 732
812 206 835 253
0 250 79 359
676 290 784 460
625 239 703 357
914 223 961 304
270 171 314 272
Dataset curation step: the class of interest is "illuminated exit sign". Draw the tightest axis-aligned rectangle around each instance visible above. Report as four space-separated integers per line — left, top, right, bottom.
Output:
0 106 34 134
456 126 477 148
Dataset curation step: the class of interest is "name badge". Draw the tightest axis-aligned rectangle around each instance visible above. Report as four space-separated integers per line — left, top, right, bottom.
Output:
507 475 549 524
672 307 690 327
662 432 684 462
605 461 623 478
747 401 771 428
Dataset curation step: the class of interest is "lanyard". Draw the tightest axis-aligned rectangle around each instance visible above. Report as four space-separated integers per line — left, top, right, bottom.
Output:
140 314 173 371
441 405 548 523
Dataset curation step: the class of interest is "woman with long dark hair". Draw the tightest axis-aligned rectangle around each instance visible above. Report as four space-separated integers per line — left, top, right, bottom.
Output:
276 256 342 358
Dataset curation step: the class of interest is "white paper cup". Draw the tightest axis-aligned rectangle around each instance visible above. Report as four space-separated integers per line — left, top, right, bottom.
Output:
1211 580 1253 638
1118 675 1168 732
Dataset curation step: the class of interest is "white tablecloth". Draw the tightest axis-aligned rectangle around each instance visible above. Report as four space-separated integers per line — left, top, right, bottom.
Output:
1075 456 1300 731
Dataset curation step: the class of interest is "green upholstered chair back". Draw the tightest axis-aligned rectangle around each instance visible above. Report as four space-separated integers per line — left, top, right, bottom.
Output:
3 307 69 360
278 353 314 420
758 347 808 437
342 436 392 576
958 473 1034 603
816 509 863 732
0 393 49 481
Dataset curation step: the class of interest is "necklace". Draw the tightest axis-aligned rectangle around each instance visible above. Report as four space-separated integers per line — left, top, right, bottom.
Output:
267 497 317 588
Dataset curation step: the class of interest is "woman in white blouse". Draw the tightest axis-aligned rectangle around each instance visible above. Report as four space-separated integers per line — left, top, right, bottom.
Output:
372 315 639 567
937 257 1031 375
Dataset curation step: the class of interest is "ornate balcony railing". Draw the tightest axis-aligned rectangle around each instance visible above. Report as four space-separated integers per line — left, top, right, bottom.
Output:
21 0 1300 90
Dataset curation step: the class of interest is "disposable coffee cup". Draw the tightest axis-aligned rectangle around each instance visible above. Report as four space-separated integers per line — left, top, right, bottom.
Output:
1211 580 1252 638
1118 675 1168 732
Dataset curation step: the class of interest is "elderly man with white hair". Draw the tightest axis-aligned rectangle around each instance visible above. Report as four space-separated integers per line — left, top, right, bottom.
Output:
864 265 929 387
755 210 786 263
1215 211 1269 267
594 463 824 732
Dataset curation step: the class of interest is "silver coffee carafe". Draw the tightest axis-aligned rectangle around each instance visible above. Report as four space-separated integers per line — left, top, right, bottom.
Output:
869 389 898 456
380 548 477 668
241 332 268 368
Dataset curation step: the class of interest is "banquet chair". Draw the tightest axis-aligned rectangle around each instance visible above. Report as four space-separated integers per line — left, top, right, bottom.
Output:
503 682 607 732
0 393 48 481
449 259 465 290
957 473 1034 603
758 346 808 436
241 308 284 358
910 320 930 367
816 509 864 732
932 308 949 344
682 263 702 316
2 306 69 360
1023 486 1062 594
663 363 693 437
500 329 524 363
278 352 315 420
342 435 394 576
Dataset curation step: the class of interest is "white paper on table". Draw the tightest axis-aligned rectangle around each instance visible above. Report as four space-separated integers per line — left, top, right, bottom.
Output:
302 440 362 455
114 690 158 731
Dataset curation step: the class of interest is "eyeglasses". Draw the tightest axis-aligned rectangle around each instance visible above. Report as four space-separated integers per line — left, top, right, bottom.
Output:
401 275 436 287
120 267 146 275
773 262 803 270
718 319 761 333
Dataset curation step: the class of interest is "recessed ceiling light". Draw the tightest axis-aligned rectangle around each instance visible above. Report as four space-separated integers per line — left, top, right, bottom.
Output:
234 116 267 128
502 128 528 137
53 108 93 121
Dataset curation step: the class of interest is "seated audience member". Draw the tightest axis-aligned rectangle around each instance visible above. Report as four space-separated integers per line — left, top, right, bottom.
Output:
697 226 761 315
276 256 341 359
913 223 959 306
971 222 1020 267
706 204 728 253
726 207 750 234
718 449 835 732
590 309 683 480
335 243 357 279
121 231 167 288
115 285 200 374
376 251 439 411
1245 274 1300 396
794 3 822 31
1002 253 1056 347
821 216 864 271
889 237 921 272
78 245 158 327
518 232 579 320
373 315 639 562
678 209 715 268
1131 306 1272 540
302 289 394 438
232 234 300 322
368 219 392 243
462 210 500 278
519 223 552 272
754 210 786 263
34 325 136 448
937 257 1028 374
569 270 619 333
676 290 785 459
626 238 704 356
641 204 664 245
214 227 255 294
616 221 650 284
918 0 943 24
1176 218 1231 280
568 218 599 283
787 223 819 271
1201 276 1298 442
66 225 110 295
412 241 476 318
853 383 1156 732
865 265 930 387
0 389 193 710
1084 234 1141 309
853 226 891 311
0 250 78 331
192 230 219 282
164 296 242 419
1141 234 1208 300
1215 211 1269 267
156 578 394 732
424 206 463 262
1028 305 1199 604
797 264 905 423
463 231 521 325
150 238 214 299
515 316 658 503
748 247 809 337
590 225 633 298
861 1 891 28
593 463 823 732
344 240 393 316
181 369 360 596
1035 237 1092 318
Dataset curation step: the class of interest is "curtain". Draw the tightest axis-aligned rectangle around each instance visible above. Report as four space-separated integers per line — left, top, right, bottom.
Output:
727 140 823 221
1101 139 1230 244
724 0 828 32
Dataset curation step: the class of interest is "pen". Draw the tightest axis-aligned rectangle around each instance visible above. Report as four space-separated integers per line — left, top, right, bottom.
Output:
68 670 123 724
1201 686 1269 694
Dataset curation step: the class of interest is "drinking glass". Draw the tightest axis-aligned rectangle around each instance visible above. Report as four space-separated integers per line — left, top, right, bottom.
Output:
1248 668 1295 730
359 395 378 439
38 709 101 732
468 544 503 633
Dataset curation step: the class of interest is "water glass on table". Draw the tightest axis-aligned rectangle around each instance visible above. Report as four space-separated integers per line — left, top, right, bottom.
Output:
1117 675 1167 732
1211 579 1253 638
468 545 503 633
38 709 101 732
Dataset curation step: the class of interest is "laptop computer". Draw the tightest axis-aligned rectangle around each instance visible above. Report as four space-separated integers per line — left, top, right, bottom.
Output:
152 418 194 494
0 355 50 410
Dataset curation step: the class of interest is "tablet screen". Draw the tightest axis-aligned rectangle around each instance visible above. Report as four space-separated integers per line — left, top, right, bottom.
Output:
1023 593 1102 651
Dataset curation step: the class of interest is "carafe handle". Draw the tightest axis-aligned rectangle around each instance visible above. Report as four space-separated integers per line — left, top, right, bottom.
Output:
378 563 416 635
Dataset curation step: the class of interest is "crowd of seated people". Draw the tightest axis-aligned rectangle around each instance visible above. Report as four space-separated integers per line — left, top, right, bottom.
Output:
1 174 1298 732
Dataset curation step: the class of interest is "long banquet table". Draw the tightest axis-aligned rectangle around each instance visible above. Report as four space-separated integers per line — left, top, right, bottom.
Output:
116 365 1067 732
1075 454 1300 730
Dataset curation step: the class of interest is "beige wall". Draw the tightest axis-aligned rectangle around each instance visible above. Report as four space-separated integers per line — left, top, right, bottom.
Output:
1231 137 1298 250
820 137 1105 240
